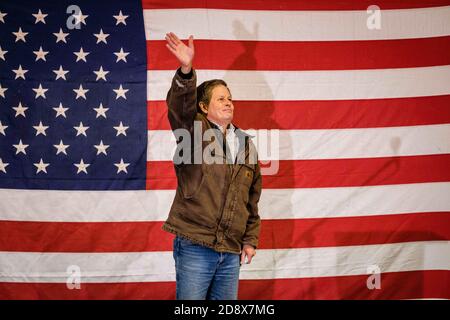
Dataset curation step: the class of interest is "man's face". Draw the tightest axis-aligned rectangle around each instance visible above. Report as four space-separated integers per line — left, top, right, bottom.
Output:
206 85 234 126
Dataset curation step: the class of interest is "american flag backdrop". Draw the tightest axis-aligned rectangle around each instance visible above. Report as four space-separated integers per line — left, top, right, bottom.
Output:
0 0 450 299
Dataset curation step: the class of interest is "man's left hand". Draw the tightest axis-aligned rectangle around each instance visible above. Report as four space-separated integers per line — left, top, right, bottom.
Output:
240 244 256 265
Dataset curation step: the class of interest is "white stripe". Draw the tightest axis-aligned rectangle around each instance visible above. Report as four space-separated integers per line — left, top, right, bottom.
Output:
1 241 449 282
261 182 450 220
144 7 450 41
0 189 174 222
148 124 450 161
147 66 450 101
1 182 449 222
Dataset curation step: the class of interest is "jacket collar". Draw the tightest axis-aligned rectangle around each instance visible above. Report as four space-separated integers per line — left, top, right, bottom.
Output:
201 114 255 169
206 118 235 135
205 117 254 145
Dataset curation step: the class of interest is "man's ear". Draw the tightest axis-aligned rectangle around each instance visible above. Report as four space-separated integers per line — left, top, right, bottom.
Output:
199 102 208 114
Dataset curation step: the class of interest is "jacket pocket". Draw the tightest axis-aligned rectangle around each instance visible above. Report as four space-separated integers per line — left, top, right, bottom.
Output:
240 164 255 189
178 209 217 229
240 164 255 206
227 210 249 240
176 164 205 199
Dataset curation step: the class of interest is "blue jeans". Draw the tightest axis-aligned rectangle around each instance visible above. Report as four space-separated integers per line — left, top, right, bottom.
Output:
173 235 240 300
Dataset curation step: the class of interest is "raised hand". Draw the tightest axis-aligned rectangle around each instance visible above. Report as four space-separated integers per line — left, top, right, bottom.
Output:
165 32 194 73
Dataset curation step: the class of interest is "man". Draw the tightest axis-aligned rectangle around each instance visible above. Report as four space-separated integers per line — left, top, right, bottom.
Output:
161 32 262 300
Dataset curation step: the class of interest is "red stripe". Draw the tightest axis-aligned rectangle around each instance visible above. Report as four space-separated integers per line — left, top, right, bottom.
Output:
146 154 450 190
1 270 448 299
238 270 450 300
148 95 450 131
1 212 449 252
0 281 174 300
147 37 450 71
146 160 173 190
260 213 450 249
142 0 450 11
0 221 170 252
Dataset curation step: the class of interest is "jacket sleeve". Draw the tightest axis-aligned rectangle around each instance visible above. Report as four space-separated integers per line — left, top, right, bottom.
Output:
166 67 197 131
242 160 262 249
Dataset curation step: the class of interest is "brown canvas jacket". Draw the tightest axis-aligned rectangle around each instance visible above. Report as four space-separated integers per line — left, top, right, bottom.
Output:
161 68 262 254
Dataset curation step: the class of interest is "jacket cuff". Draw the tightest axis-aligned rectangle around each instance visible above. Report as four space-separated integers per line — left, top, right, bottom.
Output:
243 243 257 249
177 67 194 80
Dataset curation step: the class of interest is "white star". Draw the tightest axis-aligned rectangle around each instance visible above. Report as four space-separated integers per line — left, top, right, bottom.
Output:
53 28 69 43
0 11 7 24
93 66 109 81
0 84 8 98
73 84 89 99
12 27 28 43
13 139 29 155
113 84 129 100
32 9 48 24
32 83 48 99
33 121 49 136
34 158 49 174
114 48 129 63
113 11 128 25
93 103 109 118
73 47 90 62
94 140 110 155
53 103 69 118
74 159 90 174
113 121 129 136
33 46 49 61
94 29 109 44
53 140 69 155
0 46 7 60
74 122 89 137
13 102 28 117
0 121 8 136
53 65 69 80
0 158 8 174
114 158 130 174
73 10 88 26
12 65 28 80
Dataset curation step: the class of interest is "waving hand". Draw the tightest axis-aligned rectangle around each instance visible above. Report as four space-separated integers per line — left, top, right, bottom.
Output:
165 32 194 73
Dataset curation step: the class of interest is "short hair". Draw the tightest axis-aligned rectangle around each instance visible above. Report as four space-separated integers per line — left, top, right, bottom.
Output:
196 79 229 114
